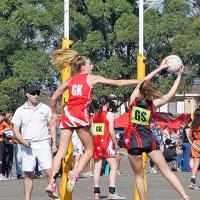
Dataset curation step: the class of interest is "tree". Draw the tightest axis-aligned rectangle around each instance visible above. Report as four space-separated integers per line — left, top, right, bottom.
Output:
1 0 199 111
0 0 64 111
69 0 199 103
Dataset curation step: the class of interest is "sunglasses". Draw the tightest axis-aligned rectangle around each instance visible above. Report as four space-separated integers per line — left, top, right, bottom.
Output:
29 91 40 96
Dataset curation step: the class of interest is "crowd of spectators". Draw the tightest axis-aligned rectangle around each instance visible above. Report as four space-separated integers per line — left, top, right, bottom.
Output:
150 121 193 173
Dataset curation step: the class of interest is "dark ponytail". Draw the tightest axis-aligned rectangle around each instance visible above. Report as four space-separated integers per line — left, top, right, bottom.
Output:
98 95 110 116
191 108 200 130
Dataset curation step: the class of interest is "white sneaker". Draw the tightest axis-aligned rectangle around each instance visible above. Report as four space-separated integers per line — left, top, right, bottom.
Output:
0 175 10 181
45 183 59 199
150 168 157 174
87 171 93 177
188 183 199 190
108 193 126 199
67 170 78 192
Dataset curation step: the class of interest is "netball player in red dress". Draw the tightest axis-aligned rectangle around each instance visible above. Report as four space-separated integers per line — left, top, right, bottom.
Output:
92 95 125 200
123 59 190 200
45 48 139 199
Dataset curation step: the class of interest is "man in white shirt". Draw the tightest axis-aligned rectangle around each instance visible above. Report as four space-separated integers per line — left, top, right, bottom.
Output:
12 86 57 200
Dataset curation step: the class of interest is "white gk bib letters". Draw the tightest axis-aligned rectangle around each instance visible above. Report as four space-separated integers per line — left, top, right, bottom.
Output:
72 84 83 96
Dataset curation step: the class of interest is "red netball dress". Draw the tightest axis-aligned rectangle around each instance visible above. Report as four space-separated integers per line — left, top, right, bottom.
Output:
92 111 116 159
123 97 159 153
60 73 93 129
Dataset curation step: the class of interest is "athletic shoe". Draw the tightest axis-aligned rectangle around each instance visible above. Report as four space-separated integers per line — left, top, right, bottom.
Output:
108 193 126 199
188 183 199 190
17 175 23 179
67 170 78 192
0 175 10 181
150 168 157 174
177 167 182 172
86 171 93 177
79 173 87 178
45 183 59 199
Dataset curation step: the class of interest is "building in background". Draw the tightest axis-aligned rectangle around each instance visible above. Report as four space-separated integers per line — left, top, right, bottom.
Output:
157 79 200 114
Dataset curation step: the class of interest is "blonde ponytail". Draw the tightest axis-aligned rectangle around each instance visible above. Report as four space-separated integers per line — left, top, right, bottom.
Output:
51 48 80 70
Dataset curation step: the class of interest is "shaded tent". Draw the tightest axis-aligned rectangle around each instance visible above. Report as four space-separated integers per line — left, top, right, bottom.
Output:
176 113 191 122
115 113 129 129
152 112 190 132
115 112 190 132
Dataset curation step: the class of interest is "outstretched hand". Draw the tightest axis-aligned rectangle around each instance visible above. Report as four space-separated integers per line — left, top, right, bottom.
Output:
177 65 184 75
159 57 169 70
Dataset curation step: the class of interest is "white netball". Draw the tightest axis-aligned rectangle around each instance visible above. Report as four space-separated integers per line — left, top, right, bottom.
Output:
165 55 183 73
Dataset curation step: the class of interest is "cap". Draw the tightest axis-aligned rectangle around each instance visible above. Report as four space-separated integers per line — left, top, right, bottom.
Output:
25 86 40 94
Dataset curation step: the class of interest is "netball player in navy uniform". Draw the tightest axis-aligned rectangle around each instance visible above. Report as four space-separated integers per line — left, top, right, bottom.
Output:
45 48 139 199
123 59 190 200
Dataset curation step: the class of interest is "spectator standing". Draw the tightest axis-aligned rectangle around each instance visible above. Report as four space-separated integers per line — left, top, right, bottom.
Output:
171 129 178 144
2 113 14 178
156 126 165 152
180 120 192 172
163 126 170 143
12 86 56 200
13 143 23 179
0 111 10 181
186 109 200 190
176 137 183 171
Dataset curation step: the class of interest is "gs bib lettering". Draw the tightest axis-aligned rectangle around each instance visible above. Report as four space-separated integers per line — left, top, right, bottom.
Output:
93 123 105 135
131 106 151 125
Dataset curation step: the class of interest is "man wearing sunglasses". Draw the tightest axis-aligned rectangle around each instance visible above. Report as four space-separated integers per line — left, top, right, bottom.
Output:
11 86 57 200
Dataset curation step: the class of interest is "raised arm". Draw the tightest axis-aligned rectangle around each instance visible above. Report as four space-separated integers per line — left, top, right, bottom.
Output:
143 58 168 82
129 58 169 103
153 66 184 108
88 75 140 87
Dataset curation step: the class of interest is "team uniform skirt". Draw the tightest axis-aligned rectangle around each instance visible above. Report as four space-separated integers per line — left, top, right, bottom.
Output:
93 138 116 160
60 105 90 129
124 126 160 156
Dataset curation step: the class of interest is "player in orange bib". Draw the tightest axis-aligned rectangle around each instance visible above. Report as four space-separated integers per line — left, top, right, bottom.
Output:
186 108 200 190
45 48 139 199
123 58 190 200
92 95 125 200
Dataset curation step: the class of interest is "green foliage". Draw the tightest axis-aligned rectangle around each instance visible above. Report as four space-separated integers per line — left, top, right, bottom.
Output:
0 0 199 112
163 0 190 15
115 14 138 43
69 0 199 102
0 0 63 112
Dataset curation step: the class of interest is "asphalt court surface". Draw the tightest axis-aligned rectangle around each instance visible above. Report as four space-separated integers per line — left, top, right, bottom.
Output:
0 156 199 200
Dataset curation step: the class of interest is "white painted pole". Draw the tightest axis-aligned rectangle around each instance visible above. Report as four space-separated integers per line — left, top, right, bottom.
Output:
64 0 69 38
139 0 144 55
